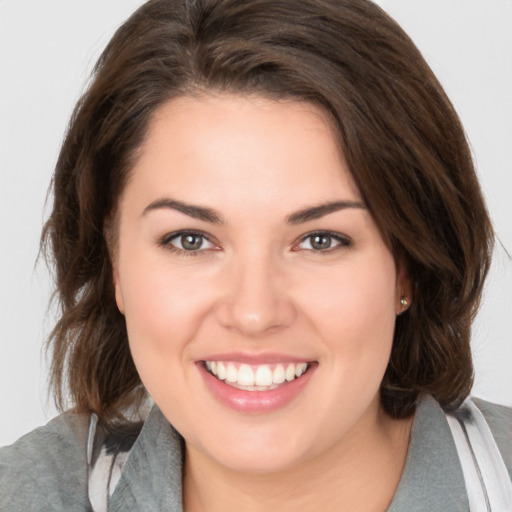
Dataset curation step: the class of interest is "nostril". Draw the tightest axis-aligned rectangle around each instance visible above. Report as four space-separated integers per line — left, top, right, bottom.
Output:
214 294 296 336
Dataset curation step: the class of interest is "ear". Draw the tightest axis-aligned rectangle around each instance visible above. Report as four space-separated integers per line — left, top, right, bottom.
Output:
395 258 412 315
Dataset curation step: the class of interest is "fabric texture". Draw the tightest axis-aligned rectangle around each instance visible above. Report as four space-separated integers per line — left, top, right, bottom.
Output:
445 399 512 509
1 395 511 511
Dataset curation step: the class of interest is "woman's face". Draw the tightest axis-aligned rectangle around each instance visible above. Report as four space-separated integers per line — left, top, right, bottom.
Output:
113 94 410 473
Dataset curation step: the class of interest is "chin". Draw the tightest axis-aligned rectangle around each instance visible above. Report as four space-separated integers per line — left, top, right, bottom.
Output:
186 419 316 474
208 444 307 475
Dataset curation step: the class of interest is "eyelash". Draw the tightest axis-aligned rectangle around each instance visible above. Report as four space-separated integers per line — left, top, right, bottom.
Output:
157 230 352 257
157 230 218 258
293 231 352 254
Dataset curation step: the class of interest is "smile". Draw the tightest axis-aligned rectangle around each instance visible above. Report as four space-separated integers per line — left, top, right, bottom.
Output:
198 356 317 413
204 361 309 391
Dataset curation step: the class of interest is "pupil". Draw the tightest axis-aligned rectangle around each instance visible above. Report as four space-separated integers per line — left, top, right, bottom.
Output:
312 235 331 250
182 234 202 250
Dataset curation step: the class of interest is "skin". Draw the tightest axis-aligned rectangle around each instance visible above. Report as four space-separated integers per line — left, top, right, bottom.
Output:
112 93 413 511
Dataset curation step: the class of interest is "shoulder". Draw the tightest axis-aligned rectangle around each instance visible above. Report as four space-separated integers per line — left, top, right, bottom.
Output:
0 411 92 512
473 397 512 477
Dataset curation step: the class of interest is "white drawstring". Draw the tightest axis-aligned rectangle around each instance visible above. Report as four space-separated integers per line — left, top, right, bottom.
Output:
86 398 511 512
446 399 512 512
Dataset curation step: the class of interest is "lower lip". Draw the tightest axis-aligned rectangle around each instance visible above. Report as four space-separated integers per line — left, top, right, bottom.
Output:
198 363 316 413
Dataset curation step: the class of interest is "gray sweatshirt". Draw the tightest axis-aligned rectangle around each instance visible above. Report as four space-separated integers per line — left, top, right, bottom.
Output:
1 395 511 511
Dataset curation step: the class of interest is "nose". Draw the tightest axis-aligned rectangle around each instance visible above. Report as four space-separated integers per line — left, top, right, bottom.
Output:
214 250 296 337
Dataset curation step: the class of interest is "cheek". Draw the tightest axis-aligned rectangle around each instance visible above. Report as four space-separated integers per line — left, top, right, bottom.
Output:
117 251 218 360
295 250 398 411
299 253 398 342
117 262 213 405
308 256 398 411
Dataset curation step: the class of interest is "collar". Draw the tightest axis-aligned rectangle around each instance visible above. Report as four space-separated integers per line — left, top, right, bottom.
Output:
387 395 469 511
108 395 468 511
108 406 184 512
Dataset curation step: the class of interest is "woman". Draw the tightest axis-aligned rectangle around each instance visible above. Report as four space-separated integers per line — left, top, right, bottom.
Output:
1 0 511 510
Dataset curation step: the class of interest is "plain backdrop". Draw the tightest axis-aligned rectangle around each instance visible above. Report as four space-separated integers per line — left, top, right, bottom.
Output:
1 0 511 447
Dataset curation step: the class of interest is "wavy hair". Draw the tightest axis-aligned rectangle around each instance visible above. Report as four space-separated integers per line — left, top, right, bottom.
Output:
43 0 494 424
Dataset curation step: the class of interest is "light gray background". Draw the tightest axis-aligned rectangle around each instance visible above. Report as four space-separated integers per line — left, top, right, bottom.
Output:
1 0 511 447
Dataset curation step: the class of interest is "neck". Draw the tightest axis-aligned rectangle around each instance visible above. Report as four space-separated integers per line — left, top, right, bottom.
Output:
183 405 414 512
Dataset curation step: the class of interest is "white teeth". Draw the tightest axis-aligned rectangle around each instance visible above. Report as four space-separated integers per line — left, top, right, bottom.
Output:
272 364 286 384
225 363 238 383
238 365 255 386
255 365 273 386
216 361 226 380
295 363 307 377
285 364 296 381
206 360 310 388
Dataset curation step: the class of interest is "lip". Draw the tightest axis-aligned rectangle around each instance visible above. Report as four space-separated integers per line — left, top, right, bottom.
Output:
201 351 312 365
197 357 317 413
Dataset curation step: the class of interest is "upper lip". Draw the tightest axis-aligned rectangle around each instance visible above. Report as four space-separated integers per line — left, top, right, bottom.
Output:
198 352 314 365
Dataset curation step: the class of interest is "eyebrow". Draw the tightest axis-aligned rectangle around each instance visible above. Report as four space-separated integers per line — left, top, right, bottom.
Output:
285 200 366 224
143 198 224 224
142 197 366 225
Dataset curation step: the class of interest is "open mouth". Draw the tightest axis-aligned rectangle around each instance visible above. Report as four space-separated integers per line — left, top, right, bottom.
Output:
203 361 312 391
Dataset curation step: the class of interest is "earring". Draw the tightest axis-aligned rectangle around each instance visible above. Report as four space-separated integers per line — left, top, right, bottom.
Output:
400 297 409 307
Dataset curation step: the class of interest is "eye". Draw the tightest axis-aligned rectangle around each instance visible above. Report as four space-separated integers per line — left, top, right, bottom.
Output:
159 231 217 253
294 231 351 252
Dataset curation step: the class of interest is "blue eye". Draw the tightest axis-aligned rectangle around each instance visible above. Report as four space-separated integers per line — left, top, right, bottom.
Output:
296 232 351 252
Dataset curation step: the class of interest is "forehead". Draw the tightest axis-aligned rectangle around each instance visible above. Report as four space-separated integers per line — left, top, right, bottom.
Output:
123 93 362 215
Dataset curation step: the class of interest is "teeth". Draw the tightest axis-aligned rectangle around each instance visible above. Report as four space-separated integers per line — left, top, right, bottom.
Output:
295 363 307 377
205 361 310 388
255 366 273 386
216 361 226 380
272 365 286 384
225 364 238 383
238 365 255 386
285 364 296 381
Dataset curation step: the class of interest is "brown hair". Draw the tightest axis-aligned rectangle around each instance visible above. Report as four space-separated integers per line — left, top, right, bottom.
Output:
43 0 493 423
